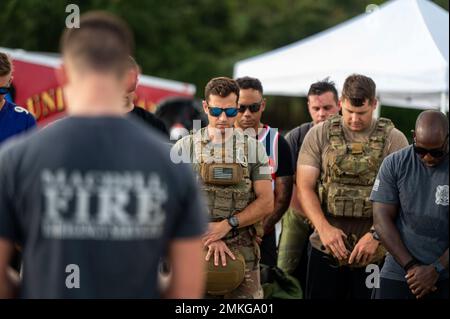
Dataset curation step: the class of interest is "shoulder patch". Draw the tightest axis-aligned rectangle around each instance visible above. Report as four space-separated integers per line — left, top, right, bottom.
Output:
14 106 31 115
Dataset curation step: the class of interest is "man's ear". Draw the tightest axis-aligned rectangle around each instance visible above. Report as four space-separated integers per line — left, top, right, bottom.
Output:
371 98 378 109
261 98 266 112
125 68 139 93
55 64 68 87
202 100 209 114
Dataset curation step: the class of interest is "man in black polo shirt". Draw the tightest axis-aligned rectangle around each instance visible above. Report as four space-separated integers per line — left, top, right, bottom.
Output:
278 79 341 291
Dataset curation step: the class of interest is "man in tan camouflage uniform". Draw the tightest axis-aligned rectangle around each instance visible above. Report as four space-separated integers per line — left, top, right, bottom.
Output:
172 77 274 298
297 74 409 299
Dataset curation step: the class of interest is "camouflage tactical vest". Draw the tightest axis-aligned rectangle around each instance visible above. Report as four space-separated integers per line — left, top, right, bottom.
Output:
189 129 264 296
318 115 394 218
191 129 256 222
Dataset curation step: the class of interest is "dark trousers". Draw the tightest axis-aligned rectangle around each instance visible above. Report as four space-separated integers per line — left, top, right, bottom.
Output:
305 246 373 299
260 231 277 267
374 277 449 299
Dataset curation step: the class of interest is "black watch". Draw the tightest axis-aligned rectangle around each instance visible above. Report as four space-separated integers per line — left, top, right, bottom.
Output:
432 260 445 274
227 216 239 229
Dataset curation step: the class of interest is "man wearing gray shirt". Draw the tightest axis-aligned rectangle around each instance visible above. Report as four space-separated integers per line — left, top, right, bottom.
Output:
371 110 449 299
0 12 207 299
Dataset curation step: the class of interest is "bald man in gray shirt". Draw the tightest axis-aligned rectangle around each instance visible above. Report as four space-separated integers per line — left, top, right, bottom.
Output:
371 110 449 299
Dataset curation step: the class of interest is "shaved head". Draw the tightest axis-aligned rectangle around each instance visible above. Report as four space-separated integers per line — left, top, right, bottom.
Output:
414 110 449 167
415 110 448 143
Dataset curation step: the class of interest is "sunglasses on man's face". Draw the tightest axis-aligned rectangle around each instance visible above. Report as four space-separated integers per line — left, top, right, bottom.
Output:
413 144 448 158
207 106 238 117
238 102 262 113
413 135 449 158
0 86 11 95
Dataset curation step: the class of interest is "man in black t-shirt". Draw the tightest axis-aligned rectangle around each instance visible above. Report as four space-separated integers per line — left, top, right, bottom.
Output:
124 56 169 137
278 79 340 292
235 76 294 268
0 12 206 299
129 105 168 137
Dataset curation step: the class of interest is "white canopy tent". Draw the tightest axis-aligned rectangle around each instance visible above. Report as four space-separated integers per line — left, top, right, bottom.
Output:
234 0 449 113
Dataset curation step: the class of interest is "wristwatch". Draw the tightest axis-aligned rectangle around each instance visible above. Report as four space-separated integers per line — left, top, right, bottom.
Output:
432 259 445 274
227 216 239 229
369 228 380 241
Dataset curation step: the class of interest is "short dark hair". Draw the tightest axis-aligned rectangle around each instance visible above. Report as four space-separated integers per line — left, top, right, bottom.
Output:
341 74 376 107
0 52 12 77
235 76 263 94
60 11 134 76
204 77 240 103
307 78 338 103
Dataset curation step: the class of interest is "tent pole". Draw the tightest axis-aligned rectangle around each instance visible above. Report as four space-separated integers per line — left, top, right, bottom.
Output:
440 91 448 114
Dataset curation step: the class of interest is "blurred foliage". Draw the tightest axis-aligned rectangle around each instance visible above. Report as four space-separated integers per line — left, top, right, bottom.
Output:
380 105 423 143
0 0 448 135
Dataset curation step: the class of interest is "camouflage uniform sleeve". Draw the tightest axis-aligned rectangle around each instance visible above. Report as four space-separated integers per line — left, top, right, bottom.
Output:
249 139 271 181
383 127 409 157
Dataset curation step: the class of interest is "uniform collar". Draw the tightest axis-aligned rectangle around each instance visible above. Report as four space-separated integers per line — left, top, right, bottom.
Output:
198 126 239 144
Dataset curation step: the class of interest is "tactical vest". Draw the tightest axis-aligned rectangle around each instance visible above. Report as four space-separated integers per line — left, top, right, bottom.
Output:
192 129 256 222
191 129 261 295
318 115 394 218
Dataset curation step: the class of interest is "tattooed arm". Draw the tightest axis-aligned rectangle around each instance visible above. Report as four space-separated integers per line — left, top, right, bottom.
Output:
263 175 293 234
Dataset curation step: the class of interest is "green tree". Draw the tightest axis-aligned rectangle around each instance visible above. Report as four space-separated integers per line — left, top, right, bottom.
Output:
0 0 447 134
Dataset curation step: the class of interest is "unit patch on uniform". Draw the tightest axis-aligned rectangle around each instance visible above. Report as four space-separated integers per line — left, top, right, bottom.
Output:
435 185 449 206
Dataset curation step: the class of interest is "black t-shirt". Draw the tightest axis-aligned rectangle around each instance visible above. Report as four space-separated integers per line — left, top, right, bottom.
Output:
0 116 207 298
259 126 293 177
285 122 314 172
273 134 294 177
128 106 169 137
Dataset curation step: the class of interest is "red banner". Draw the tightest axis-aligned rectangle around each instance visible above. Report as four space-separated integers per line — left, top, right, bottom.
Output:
6 50 195 127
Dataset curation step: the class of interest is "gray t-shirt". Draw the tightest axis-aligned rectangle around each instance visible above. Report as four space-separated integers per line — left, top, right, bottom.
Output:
0 116 207 298
370 145 449 281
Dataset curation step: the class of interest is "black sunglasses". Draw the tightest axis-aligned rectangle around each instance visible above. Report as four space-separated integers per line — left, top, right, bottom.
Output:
238 102 262 113
207 106 238 117
0 86 11 95
413 134 449 158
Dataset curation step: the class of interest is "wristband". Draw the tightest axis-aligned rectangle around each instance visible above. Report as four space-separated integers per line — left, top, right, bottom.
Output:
403 259 419 272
